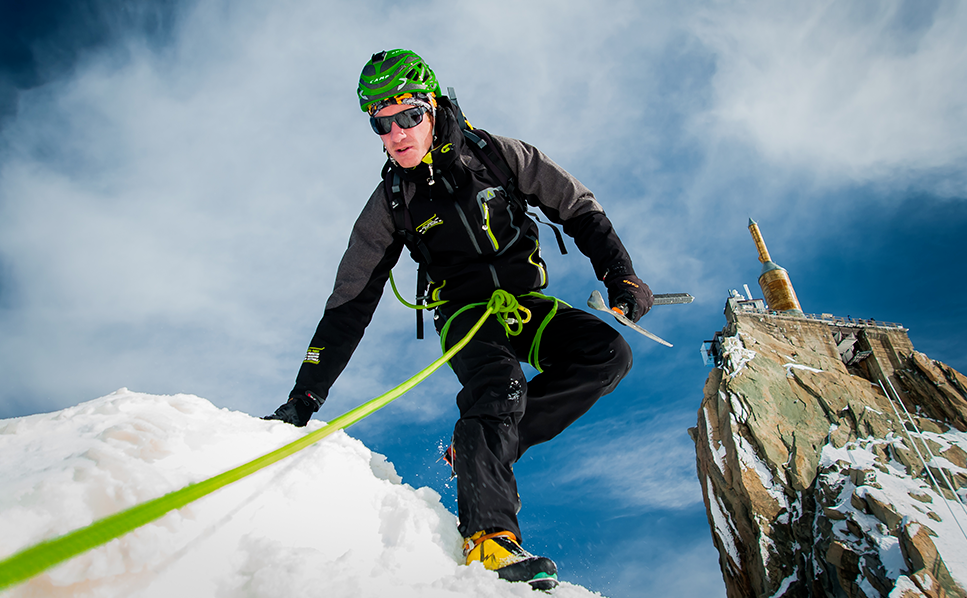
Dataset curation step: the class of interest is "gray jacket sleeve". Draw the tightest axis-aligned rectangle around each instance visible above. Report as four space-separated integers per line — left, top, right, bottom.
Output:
488 134 638 281
290 184 404 403
325 185 401 311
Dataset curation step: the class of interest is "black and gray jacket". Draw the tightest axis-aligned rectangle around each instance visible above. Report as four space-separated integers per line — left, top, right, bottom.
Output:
290 102 638 403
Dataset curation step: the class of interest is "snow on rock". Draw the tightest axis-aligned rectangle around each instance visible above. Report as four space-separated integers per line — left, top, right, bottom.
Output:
704 475 742 574
720 334 756 380
0 389 602 598
692 313 967 598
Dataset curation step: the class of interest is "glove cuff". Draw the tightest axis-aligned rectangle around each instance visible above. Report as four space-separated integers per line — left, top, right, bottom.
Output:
601 262 635 282
289 390 325 412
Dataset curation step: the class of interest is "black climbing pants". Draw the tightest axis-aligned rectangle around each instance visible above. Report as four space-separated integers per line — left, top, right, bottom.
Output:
435 294 633 542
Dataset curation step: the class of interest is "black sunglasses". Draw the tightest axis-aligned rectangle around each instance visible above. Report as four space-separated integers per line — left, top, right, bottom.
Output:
370 106 429 135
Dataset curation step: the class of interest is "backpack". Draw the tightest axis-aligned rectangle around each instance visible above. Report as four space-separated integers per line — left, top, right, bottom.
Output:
383 88 566 338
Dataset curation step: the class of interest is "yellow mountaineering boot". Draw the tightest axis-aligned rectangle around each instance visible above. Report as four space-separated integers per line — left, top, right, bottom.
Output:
463 530 558 591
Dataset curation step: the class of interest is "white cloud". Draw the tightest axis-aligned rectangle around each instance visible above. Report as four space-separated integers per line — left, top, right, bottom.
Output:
606 539 726 598
690 0 967 189
554 408 704 510
0 1 390 414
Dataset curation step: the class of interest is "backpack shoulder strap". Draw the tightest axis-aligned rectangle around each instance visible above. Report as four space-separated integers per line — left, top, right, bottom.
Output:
382 162 431 339
382 161 406 230
461 128 521 206
382 162 433 265
447 87 520 201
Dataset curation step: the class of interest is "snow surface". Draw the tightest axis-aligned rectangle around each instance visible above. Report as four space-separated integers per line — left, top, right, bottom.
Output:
702 405 727 477
703 476 741 574
766 572 797 598
781 362 822 377
819 438 967 590
732 432 788 512
0 390 604 598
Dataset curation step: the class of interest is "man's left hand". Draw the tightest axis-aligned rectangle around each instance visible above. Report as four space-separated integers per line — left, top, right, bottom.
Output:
262 392 323 427
605 274 653 323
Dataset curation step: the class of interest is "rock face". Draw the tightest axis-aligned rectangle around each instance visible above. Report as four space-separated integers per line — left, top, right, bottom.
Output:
692 298 967 597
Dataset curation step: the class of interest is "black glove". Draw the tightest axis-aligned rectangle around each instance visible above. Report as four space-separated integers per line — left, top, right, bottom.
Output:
604 273 653 323
263 391 324 427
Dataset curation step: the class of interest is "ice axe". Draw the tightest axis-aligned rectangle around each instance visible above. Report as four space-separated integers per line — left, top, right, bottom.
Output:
587 290 693 347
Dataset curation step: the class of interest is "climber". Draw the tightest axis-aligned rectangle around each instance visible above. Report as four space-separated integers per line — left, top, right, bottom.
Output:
264 49 653 590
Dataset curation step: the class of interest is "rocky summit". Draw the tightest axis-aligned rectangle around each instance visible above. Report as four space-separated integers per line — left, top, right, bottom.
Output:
692 296 967 598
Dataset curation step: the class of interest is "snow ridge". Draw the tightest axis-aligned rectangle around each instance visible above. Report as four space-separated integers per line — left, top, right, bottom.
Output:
0 390 602 598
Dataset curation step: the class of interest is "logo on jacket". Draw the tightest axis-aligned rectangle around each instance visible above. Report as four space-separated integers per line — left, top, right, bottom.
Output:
304 347 324 364
417 214 444 235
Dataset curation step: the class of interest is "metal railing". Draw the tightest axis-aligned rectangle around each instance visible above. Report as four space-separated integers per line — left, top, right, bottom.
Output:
731 302 905 331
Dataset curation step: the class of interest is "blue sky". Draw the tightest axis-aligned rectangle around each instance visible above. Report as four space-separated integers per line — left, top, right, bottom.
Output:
2 1 966 596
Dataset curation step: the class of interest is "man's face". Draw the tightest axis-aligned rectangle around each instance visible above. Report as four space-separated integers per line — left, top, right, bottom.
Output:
375 104 434 169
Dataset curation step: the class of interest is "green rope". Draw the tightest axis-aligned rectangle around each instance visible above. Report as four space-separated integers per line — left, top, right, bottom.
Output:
523 293 557 373
0 290 515 592
438 290 533 357
388 270 447 310
491 291 532 338
437 291 569 374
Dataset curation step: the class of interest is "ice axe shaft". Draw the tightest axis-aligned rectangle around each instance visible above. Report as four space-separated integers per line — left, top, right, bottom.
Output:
587 290 674 347
652 293 694 306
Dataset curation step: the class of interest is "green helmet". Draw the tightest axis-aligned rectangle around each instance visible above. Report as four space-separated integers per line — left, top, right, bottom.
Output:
358 49 442 113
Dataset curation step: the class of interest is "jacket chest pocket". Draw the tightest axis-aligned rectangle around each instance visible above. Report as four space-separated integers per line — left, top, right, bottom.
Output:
407 178 523 261
473 186 521 255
